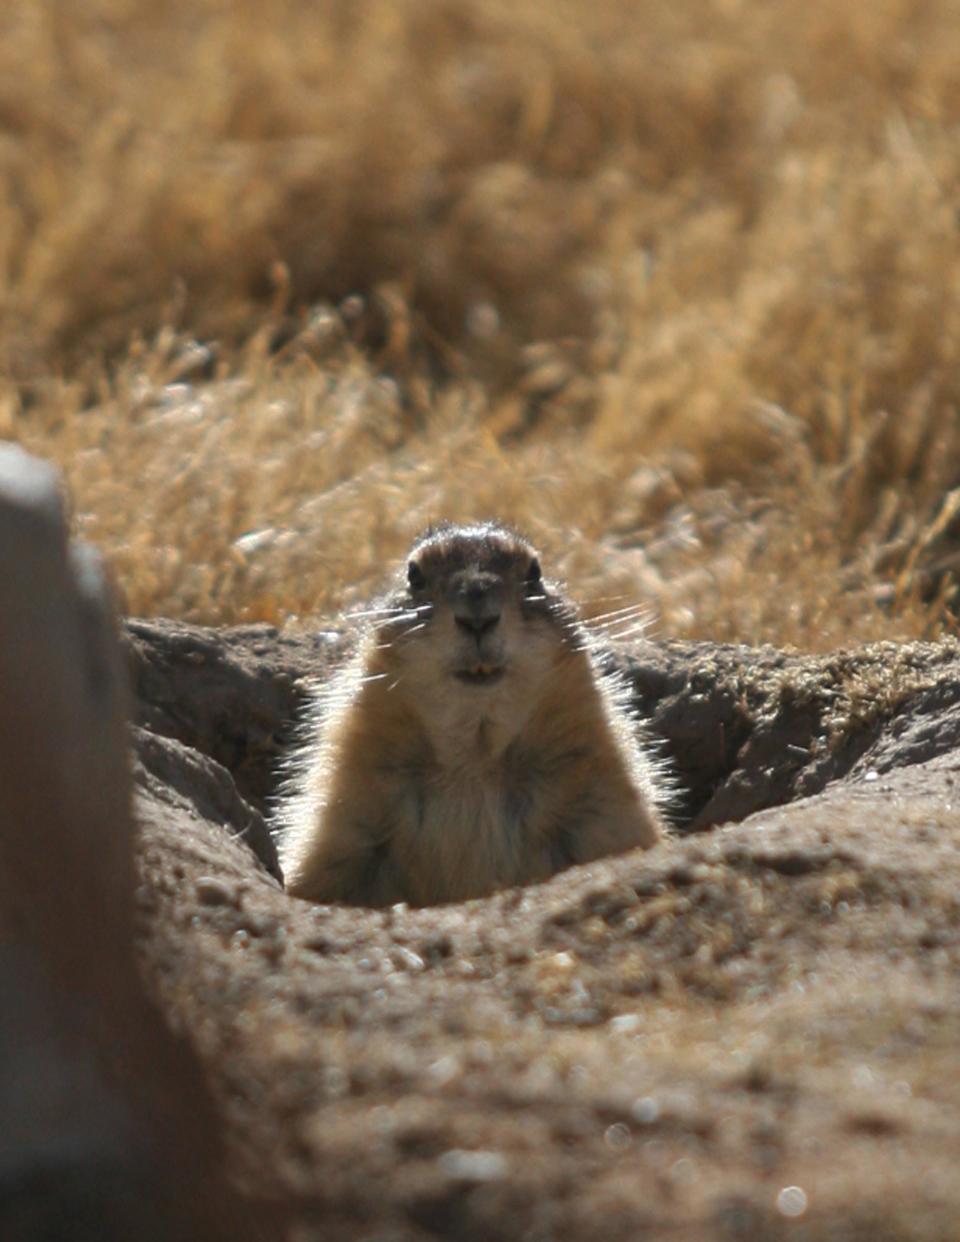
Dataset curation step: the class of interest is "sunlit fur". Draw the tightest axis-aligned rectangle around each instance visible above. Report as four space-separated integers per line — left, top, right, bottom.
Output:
276 522 665 907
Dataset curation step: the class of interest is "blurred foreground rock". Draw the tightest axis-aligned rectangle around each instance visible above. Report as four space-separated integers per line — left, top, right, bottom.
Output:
0 446 275 1240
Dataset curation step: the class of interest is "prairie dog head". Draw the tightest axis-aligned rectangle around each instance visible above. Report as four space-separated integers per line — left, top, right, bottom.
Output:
376 523 573 736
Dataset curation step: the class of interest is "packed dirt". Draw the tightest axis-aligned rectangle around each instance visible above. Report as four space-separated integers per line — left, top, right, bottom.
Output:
125 619 960 1240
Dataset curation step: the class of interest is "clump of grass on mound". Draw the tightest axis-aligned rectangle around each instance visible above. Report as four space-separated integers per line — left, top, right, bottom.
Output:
3 0 960 647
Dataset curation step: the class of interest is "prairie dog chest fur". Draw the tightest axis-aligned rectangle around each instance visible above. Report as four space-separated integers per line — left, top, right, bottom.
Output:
276 521 665 907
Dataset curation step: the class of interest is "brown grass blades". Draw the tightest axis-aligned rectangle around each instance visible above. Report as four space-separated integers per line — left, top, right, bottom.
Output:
2 0 960 647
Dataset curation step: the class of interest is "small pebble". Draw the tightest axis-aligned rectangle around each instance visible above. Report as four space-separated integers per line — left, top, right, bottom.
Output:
631 1096 661 1125
392 946 426 973
670 1157 696 1184
438 1149 508 1182
776 1186 808 1218
604 1123 632 1151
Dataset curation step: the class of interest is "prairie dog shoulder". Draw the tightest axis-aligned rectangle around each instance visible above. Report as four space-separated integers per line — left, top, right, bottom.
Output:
276 521 665 907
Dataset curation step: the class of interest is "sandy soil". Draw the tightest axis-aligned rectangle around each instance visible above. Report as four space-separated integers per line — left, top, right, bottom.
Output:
126 622 960 1241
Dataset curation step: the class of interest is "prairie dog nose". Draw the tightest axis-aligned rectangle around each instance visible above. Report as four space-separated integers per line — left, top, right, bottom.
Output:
451 571 502 638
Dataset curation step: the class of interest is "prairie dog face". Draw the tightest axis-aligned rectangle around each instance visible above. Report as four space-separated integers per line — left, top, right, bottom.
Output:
378 523 571 731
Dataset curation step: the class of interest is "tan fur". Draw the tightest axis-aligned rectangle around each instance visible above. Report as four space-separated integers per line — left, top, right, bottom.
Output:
277 522 665 907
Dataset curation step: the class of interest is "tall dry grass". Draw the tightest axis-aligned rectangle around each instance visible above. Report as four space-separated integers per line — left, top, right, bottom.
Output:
3 0 960 647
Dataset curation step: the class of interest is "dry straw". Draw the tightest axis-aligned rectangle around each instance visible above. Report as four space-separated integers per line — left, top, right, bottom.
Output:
3 0 960 647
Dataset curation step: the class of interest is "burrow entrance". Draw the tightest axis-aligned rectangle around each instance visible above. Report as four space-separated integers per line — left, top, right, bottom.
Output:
126 618 960 889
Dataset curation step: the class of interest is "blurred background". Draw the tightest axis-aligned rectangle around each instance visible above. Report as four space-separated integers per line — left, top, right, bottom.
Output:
3 0 960 645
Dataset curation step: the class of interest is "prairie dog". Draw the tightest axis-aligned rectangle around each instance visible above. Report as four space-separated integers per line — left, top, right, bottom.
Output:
277 522 665 907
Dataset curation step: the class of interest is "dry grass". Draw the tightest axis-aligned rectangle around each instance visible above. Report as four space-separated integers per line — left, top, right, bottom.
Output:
4 0 960 647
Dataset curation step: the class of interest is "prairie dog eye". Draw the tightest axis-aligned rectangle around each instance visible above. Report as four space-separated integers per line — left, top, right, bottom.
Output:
407 561 426 590
525 557 542 584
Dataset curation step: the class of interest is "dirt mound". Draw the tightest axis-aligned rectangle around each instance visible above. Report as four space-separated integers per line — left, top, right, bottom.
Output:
124 618 960 1240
